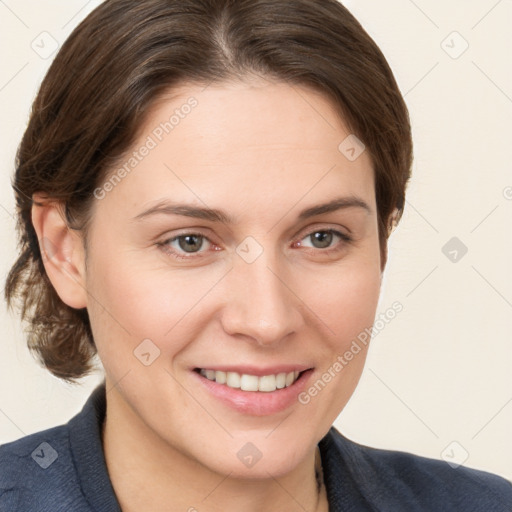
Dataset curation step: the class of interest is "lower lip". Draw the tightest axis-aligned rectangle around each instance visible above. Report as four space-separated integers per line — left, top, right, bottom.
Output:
192 369 314 416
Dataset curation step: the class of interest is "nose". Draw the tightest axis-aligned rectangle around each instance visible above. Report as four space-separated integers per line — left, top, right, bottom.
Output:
220 250 304 347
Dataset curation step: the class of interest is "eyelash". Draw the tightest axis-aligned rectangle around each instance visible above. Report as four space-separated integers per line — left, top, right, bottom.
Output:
157 228 353 261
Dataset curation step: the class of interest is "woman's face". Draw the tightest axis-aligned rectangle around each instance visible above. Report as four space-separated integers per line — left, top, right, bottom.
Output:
85 79 382 478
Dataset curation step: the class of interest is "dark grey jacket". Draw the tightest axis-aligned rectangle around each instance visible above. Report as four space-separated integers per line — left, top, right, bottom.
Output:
1 383 511 511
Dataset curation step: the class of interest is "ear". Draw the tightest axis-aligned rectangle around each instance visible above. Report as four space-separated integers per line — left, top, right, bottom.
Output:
381 208 400 273
31 193 88 309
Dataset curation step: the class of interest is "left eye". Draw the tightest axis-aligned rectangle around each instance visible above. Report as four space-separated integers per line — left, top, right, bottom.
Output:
298 229 350 250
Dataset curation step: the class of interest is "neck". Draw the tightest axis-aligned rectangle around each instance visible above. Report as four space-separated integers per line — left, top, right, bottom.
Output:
102 386 327 512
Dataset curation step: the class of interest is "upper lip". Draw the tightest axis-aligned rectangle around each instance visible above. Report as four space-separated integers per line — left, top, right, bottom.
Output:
194 364 313 376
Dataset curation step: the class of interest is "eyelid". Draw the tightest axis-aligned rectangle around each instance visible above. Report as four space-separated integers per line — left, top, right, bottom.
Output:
295 223 352 242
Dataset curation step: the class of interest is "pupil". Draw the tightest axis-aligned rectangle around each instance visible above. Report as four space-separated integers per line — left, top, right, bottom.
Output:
179 235 202 252
312 231 332 249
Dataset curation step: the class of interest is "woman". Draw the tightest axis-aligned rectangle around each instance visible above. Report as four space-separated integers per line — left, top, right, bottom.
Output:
1 0 511 510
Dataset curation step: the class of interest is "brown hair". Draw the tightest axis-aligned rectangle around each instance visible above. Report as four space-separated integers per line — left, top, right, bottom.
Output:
4 0 413 383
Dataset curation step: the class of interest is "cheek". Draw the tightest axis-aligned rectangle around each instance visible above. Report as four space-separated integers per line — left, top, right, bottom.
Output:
291 258 381 431
84 244 228 360
303 259 382 348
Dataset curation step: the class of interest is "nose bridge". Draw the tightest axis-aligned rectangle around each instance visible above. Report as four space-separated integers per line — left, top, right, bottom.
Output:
221 244 302 345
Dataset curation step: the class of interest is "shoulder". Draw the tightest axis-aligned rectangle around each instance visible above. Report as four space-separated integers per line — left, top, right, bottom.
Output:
321 427 512 511
0 424 88 511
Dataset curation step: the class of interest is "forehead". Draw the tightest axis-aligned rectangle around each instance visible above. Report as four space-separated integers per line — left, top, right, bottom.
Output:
145 80 352 154
97 80 375 220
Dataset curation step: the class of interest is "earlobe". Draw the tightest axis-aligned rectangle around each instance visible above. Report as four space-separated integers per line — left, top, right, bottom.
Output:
381 208 400 273
31 193 88 309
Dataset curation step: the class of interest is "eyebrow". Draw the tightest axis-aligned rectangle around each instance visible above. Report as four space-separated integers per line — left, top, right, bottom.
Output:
133 196 372 224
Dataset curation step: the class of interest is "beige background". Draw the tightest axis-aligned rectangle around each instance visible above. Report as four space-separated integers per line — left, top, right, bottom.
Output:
1 0 511 481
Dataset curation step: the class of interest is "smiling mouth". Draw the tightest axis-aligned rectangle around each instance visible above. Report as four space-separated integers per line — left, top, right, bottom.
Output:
194 368 306 392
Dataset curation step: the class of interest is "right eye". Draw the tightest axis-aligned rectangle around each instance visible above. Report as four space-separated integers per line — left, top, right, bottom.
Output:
159 232 216 260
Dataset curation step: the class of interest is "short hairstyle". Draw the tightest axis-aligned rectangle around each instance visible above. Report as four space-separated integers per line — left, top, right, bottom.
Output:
4 0 413 382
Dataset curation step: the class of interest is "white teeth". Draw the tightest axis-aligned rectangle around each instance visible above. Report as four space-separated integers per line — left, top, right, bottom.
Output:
226 371 241 388
199 369 302 392
258 374 276 392
240 374 259 391
276 373 286 389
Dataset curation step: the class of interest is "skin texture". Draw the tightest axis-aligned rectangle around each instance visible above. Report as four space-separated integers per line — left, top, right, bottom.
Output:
32 79 383 512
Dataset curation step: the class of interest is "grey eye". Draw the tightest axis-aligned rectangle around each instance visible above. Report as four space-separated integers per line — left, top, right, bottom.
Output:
177 234 205 253
310 231 333 249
